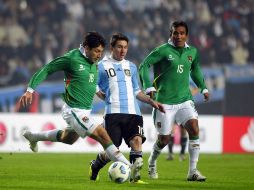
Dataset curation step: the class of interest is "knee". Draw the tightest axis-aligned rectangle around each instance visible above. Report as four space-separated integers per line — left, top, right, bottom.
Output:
130 136 142 145
158 135 170 147
185 120 199 136
192 126 199 136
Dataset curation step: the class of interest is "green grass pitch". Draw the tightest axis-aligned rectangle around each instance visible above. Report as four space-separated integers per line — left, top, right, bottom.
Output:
0 153 253 190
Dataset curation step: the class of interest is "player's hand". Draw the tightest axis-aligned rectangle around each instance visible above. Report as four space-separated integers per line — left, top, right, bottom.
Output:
149 99 165 113
203 92 209 102
147 91 156 99
156 102 165 113
19 91 33 107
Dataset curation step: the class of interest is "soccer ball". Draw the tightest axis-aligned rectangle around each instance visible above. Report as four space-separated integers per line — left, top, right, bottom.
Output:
108 161 130 183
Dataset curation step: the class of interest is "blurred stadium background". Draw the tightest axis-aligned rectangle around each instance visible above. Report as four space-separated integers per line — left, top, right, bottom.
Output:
0 0 253 154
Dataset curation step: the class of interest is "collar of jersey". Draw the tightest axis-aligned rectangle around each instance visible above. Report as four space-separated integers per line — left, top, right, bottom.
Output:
102 55 126 65
168 39 189 48
79 44 88 58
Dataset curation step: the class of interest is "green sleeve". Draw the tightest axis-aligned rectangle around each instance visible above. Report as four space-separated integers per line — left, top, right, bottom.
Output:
28 56 70 89
190 50 207 92
139 48 162 89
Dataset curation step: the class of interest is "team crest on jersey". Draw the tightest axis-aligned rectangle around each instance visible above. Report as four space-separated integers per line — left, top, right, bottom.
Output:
124 69 131 76
188 56 193 63
82 116 89 123
157 122 161 129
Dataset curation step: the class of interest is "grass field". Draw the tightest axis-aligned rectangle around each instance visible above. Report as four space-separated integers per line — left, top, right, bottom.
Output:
0 153 253 190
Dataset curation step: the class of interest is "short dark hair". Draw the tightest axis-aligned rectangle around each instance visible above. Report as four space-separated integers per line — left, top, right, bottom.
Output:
169 21 189 36
110 32 129 47
82 31 106 49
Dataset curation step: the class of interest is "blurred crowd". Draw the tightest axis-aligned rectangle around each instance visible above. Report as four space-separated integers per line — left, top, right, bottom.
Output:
0 0 253 87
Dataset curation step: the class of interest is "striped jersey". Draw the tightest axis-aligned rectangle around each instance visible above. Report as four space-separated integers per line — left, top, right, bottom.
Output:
97 56 141 115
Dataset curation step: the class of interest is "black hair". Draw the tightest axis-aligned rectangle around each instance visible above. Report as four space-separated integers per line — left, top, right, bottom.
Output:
110 32 129 47
169 21 189 36
82 31 106 49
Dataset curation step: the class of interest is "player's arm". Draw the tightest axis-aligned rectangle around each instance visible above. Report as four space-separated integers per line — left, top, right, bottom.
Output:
20 56 70 107
96 89 106 100
139 48 162 97
136 91 165 113
190 50 209 102
132 63 165 113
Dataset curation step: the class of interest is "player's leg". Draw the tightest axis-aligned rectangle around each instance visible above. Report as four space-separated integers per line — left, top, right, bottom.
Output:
177 100 206 181
167 135 174 160
65 105 130 166
167 124 176 160
148 107 175 179
88 125 130 165
23 127 78 152
124 114 146 183
89 114 123 181
89 151 110 181
23 103 85 152
179 126 188 161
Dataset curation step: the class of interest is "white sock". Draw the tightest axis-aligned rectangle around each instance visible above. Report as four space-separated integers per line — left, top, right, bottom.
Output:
105 144 131 166
188 139 200 171
31 129 60 142
148 142 162 166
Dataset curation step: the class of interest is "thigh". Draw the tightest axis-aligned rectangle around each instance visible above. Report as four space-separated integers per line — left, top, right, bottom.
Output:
121 114 145 147
62 104 98 138
105 114 123 147
176 100 198 126
153 107 176 135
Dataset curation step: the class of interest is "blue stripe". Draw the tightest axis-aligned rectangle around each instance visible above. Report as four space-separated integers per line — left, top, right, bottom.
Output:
113 64 128 113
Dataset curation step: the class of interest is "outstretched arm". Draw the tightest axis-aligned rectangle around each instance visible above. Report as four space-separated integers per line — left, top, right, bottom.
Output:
136 91 165 113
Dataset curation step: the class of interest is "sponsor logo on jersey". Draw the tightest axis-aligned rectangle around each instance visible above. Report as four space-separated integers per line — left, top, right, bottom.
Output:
168 54 175 61
79 64 85 71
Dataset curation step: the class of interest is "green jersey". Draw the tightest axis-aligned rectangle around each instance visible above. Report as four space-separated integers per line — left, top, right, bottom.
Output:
28 49 98 109
139 43 207 104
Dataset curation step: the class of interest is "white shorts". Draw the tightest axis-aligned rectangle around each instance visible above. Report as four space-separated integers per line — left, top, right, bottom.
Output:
153 100 198 135
61 104 98 138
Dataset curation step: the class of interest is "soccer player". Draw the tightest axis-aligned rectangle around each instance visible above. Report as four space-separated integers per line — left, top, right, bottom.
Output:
139 21 209 181
21 32 131 167
89 33 165 183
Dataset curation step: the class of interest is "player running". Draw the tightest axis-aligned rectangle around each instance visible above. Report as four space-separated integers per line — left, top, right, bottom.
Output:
21 31 132 173
139 21 209 181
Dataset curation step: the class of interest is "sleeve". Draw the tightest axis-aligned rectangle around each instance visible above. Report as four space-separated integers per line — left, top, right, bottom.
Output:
28 56 70 90
130 63 141 96
139 48 162 90
97 63 107 93
190 49 208 92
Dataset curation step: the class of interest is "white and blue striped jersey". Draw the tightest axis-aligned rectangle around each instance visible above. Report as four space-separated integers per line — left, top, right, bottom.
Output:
97 56 141 115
